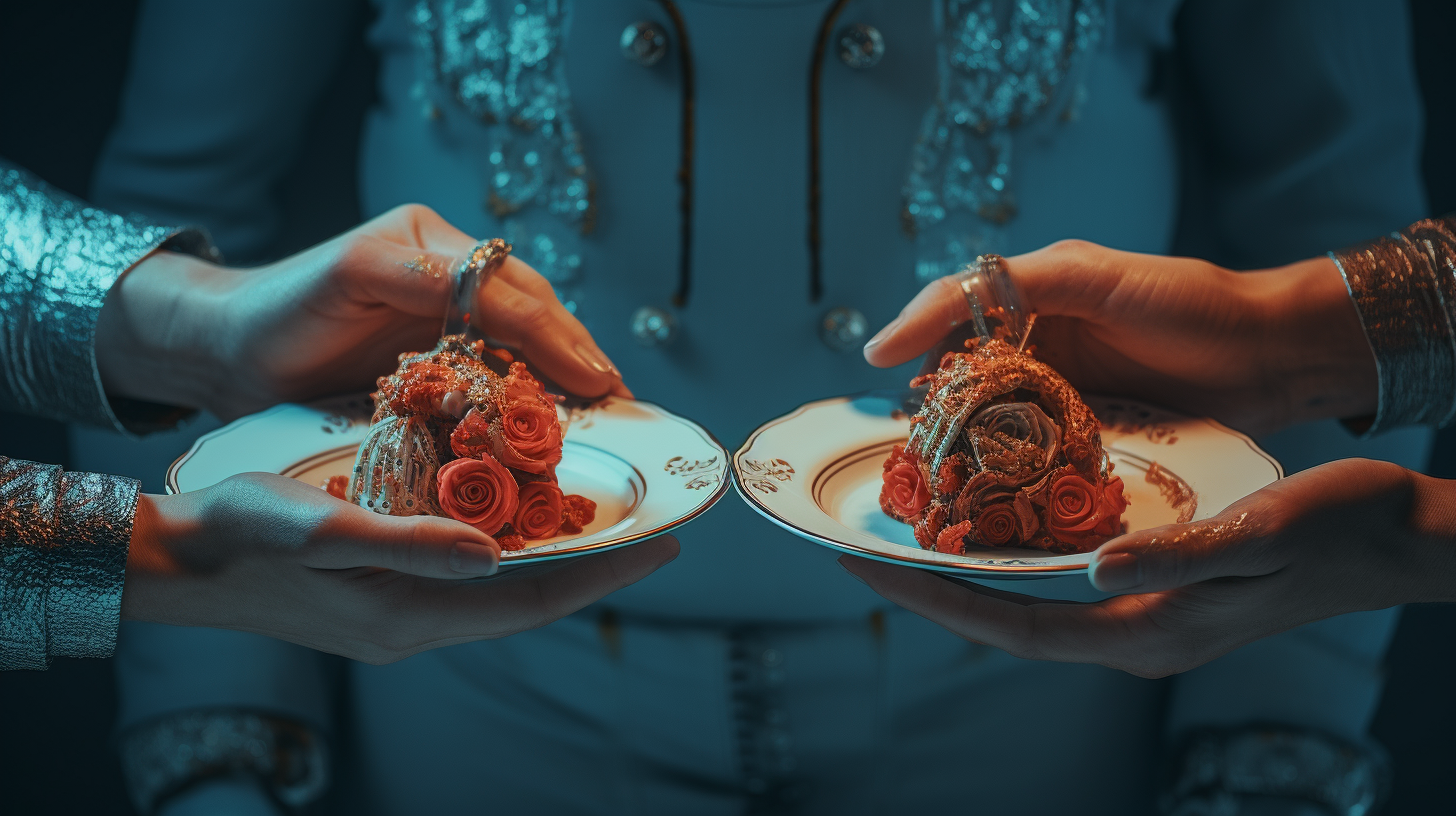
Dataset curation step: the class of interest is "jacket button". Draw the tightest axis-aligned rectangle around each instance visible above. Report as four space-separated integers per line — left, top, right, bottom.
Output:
820 307 868 351
631 305 678 346
621 21 669 67
837 24 884 69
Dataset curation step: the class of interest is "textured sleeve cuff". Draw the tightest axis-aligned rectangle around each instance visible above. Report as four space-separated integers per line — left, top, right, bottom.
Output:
0 456 139 670
120 710 329 815
1331 214 1456 435
0 162 218 432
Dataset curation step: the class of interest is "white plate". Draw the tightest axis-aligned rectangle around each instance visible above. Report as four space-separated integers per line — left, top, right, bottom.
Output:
168 395 729 565
733 391 1282 579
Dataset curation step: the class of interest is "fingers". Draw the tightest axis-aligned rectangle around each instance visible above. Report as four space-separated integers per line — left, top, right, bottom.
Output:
337 226 629 399
306 505 502 579
474 262 625 398
368 203 478 258
840 555 1040 654
336 235 461 318
839 555 1189 675
1088 512 1278 594
861 240 1155 368
863 277 972 367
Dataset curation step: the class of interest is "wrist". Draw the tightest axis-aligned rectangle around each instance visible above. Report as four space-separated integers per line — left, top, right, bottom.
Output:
1251 256 1378 426
121 492 205 625
95 250 239 412
1398 473 1456 604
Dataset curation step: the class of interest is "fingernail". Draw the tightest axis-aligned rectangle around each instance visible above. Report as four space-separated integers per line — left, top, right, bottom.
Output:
449 542 499 576
574 343 620 377
864 315 904 351
1092 552 1141 592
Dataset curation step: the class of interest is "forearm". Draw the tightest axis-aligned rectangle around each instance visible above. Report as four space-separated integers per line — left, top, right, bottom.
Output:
1251 255 1380 427
1395 471 1456 604
95 250 238 413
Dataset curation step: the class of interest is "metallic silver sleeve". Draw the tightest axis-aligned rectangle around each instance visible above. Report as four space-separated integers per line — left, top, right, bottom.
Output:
1331 215 1456 435
0 162 216 431
0 456 138 670
120 710 329 815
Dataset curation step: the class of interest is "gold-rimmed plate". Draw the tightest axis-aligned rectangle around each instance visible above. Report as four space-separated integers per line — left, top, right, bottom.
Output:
733 391 1282 579
168 395 729 566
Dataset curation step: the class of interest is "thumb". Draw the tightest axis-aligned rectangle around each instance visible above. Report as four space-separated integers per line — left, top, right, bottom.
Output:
306 506 502 579
1088 510 1277 594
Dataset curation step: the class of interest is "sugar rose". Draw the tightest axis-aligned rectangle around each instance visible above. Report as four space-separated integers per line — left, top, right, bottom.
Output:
514 481 565 540
879 444 930 520
492 402 563 474
974 501 1020 547
968 402 1060 475
1094 476 1129 536
436 454 519 535
1044 467 1126 547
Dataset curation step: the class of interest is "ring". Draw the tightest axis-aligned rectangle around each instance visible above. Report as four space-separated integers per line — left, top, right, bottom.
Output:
444 238 512 336
951 253 1028 345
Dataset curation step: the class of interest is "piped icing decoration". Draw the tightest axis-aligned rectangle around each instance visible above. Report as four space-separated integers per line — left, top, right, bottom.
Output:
882 337 1127 555
349 334 595 544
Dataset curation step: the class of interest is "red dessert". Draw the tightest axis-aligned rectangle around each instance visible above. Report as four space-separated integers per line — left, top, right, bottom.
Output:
348 334 595 544
881 337 1127 555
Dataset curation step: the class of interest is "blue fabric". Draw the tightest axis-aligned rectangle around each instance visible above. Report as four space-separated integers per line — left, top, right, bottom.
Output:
90 1 1423 812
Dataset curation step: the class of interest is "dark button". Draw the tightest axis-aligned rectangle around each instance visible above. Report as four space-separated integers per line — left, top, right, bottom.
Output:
820 306 868 351
837 23 885 69
631 305 677 346
621 21 669 67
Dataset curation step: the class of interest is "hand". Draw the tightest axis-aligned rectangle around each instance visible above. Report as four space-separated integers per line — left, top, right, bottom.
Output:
862 239 1377 436
97 204 628 421
841 458 1456 678
122 472 678 663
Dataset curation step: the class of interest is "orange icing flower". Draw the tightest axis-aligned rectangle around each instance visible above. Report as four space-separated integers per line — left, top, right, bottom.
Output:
974 501 1020 547
559 494 597 535
490 401 563 474
514 481 565 540
880 444 930 520
449 407 494 459
436 454 518 535
935 520 974 554
322 475 348 500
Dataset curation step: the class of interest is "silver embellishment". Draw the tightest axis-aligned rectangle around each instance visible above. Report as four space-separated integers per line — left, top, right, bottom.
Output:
631 305 678 347
903 0 1106 283
0 163 215 431
410 0 592 309
819 306 868 351
1333 215 1456 434
349 415 442 516
837 23 885 69
0 457 137 670
119 710 329 815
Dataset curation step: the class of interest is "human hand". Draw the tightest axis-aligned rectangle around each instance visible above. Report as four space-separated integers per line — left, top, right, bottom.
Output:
97 204 628 421
841 458 1456 678
862 240 1377 436
122 472 677 663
